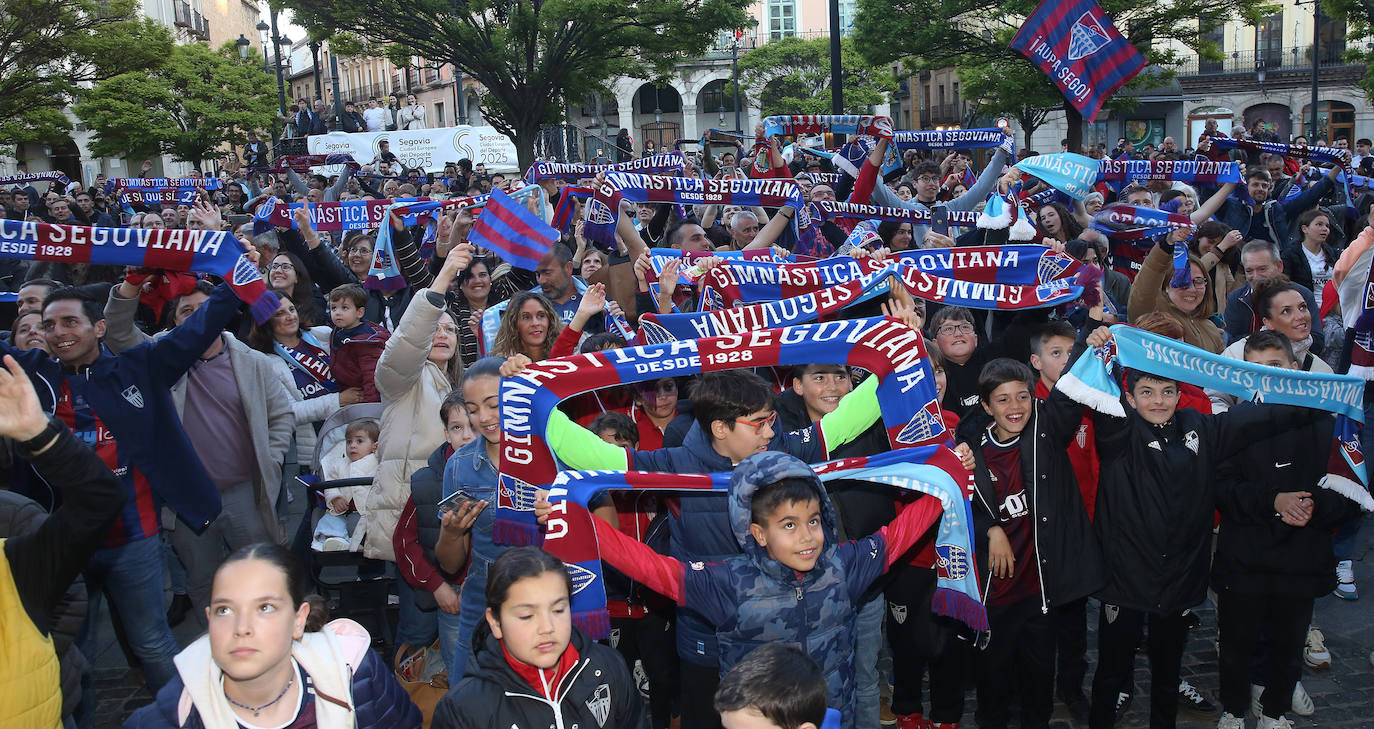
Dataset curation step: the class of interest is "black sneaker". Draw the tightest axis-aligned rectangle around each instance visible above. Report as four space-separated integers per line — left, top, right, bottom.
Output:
1178 680 1217 716
1115 692 1132 721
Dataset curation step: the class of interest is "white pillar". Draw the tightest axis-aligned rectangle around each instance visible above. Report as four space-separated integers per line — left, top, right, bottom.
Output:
616 91 636 140
681 104 699 140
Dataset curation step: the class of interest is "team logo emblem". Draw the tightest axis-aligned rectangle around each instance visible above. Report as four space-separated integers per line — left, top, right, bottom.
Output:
896 404 942 445
1067 11 1111 61
609 628 621 649
232 255 262 286
935 544 970 581
638 319 675 345
889 603 908 624
587 683 612 727
497 476 537 511
586 199 615 226
1037 253 1071 282
371 249 393 273
120 385 144 409
566 562 598 595
1184 430 1199 454
1105 604 1120 624
1076 424 1088 449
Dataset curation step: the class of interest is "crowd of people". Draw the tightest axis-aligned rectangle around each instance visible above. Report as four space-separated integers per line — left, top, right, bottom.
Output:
0 112 1369 729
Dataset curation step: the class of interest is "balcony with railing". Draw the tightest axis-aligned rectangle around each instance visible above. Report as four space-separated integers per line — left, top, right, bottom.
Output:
1177 44 1356 76
191 11 208 39
921 102 963 127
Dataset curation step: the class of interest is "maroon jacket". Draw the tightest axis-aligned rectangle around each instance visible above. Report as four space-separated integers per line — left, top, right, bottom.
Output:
331 321 390 402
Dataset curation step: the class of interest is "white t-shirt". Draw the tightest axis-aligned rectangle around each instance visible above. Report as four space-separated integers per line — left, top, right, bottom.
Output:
1305 245 1332 308
362 107 387 132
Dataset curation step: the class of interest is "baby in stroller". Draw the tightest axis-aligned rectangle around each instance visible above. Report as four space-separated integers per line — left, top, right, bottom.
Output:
314 417 380 551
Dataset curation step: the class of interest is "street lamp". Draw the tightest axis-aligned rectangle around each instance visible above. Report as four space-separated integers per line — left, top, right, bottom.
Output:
653 85 662 124
236 34 251 59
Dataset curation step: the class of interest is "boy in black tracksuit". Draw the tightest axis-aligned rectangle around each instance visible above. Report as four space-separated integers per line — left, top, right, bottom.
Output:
1211 331 1364 728
957 357 1103 729
1079 327 1328 729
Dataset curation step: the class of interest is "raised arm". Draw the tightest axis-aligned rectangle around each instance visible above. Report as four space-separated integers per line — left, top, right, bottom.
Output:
1192 181 1237 223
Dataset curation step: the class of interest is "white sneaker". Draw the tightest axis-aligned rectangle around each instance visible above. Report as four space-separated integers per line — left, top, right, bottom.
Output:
1217 712 1244 729
1290 681 1314 717
1250 684 1264 719
320 536 350 551
1256 715 1295 729
1334 559 1358 599
1304 626 1331 670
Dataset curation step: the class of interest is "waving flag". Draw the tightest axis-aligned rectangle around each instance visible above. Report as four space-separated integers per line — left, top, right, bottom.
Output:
1010 0 1146 123
467 188 558 270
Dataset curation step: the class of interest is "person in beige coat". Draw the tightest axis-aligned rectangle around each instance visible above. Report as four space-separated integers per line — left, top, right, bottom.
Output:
103 280 295 618
1129 239 1226 354
362 243 471 561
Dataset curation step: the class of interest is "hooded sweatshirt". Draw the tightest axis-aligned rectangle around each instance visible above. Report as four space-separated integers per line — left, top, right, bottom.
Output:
586 451 945 729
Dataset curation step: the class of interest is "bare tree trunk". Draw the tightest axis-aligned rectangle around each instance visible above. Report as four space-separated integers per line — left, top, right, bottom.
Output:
1064 100 1084 154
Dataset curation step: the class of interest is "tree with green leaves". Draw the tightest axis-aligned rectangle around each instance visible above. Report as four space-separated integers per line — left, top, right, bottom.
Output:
75 38 277 172
1322 0 1374 99
737 36 896 117
279 0 750 168
853 0 1276 149
0 0 171 151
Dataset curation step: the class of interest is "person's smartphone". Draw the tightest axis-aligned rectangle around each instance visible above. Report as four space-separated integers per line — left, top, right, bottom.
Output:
931 206 950 237
437 489 477 520
226 214 250 227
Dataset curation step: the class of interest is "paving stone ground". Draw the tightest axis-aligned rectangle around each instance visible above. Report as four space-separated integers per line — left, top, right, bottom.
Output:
91 515 1374 728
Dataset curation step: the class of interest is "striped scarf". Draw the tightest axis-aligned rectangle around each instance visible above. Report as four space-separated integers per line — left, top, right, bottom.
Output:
523 152 686 183
762 115 894 140
583 172 804 247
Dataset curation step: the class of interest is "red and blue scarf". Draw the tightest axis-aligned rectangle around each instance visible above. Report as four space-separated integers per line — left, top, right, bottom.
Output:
1096 159 1241 185
1092 204 1196 286
523 152 686 183
252 196 434 234
762 115 895 140
543 447 986 639
0 218 277 322
584 172 805 247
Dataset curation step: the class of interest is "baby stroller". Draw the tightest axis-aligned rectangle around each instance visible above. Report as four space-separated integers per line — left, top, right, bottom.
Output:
295 402 396 656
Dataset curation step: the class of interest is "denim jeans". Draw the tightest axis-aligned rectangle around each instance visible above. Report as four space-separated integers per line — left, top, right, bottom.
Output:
1332 512 1365 560
437 607 466 685
854 592 884 729
80 535 179 691
394 575 438 650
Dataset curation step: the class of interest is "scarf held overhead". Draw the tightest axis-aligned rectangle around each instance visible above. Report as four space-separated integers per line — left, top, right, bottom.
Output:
1096 159 1242 185
761 115 895 140
0 218 277 322
252 197 434 233
0 171 70 189
497 317 957 631
1057 324 1371 507
523 152 687 183
543 447 986 640
583 172 805 246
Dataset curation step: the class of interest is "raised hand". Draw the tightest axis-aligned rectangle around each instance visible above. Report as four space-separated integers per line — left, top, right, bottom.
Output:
0 355 48 443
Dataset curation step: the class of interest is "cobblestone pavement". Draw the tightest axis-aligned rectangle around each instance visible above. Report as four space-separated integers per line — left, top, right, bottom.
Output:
92 515 1374 728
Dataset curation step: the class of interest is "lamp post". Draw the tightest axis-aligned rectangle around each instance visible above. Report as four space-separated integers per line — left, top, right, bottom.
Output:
828 0 842 115
236 34 250 59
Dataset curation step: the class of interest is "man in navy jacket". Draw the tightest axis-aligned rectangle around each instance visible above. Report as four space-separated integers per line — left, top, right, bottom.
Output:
1 279 246 692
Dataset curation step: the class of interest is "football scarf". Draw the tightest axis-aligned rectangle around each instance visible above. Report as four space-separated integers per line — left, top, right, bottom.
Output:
542 446 986 639
496 316 950 542
0 218 277 322
1059 325 1370 507
813 200 981 228
1014 153 1100 200
0 171 70 190
1210 138 1356 211
1010 0 1145 122
108 177 223 207
1092 204 1195 285
882 128 1013 175
252 196 434 234
274 330 338 399
1096 159 1242 185
692 244 1081 309
249 154 362 173
583 172 805 246
639 263 1083 343
523 152 686 183
762 115 895 140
